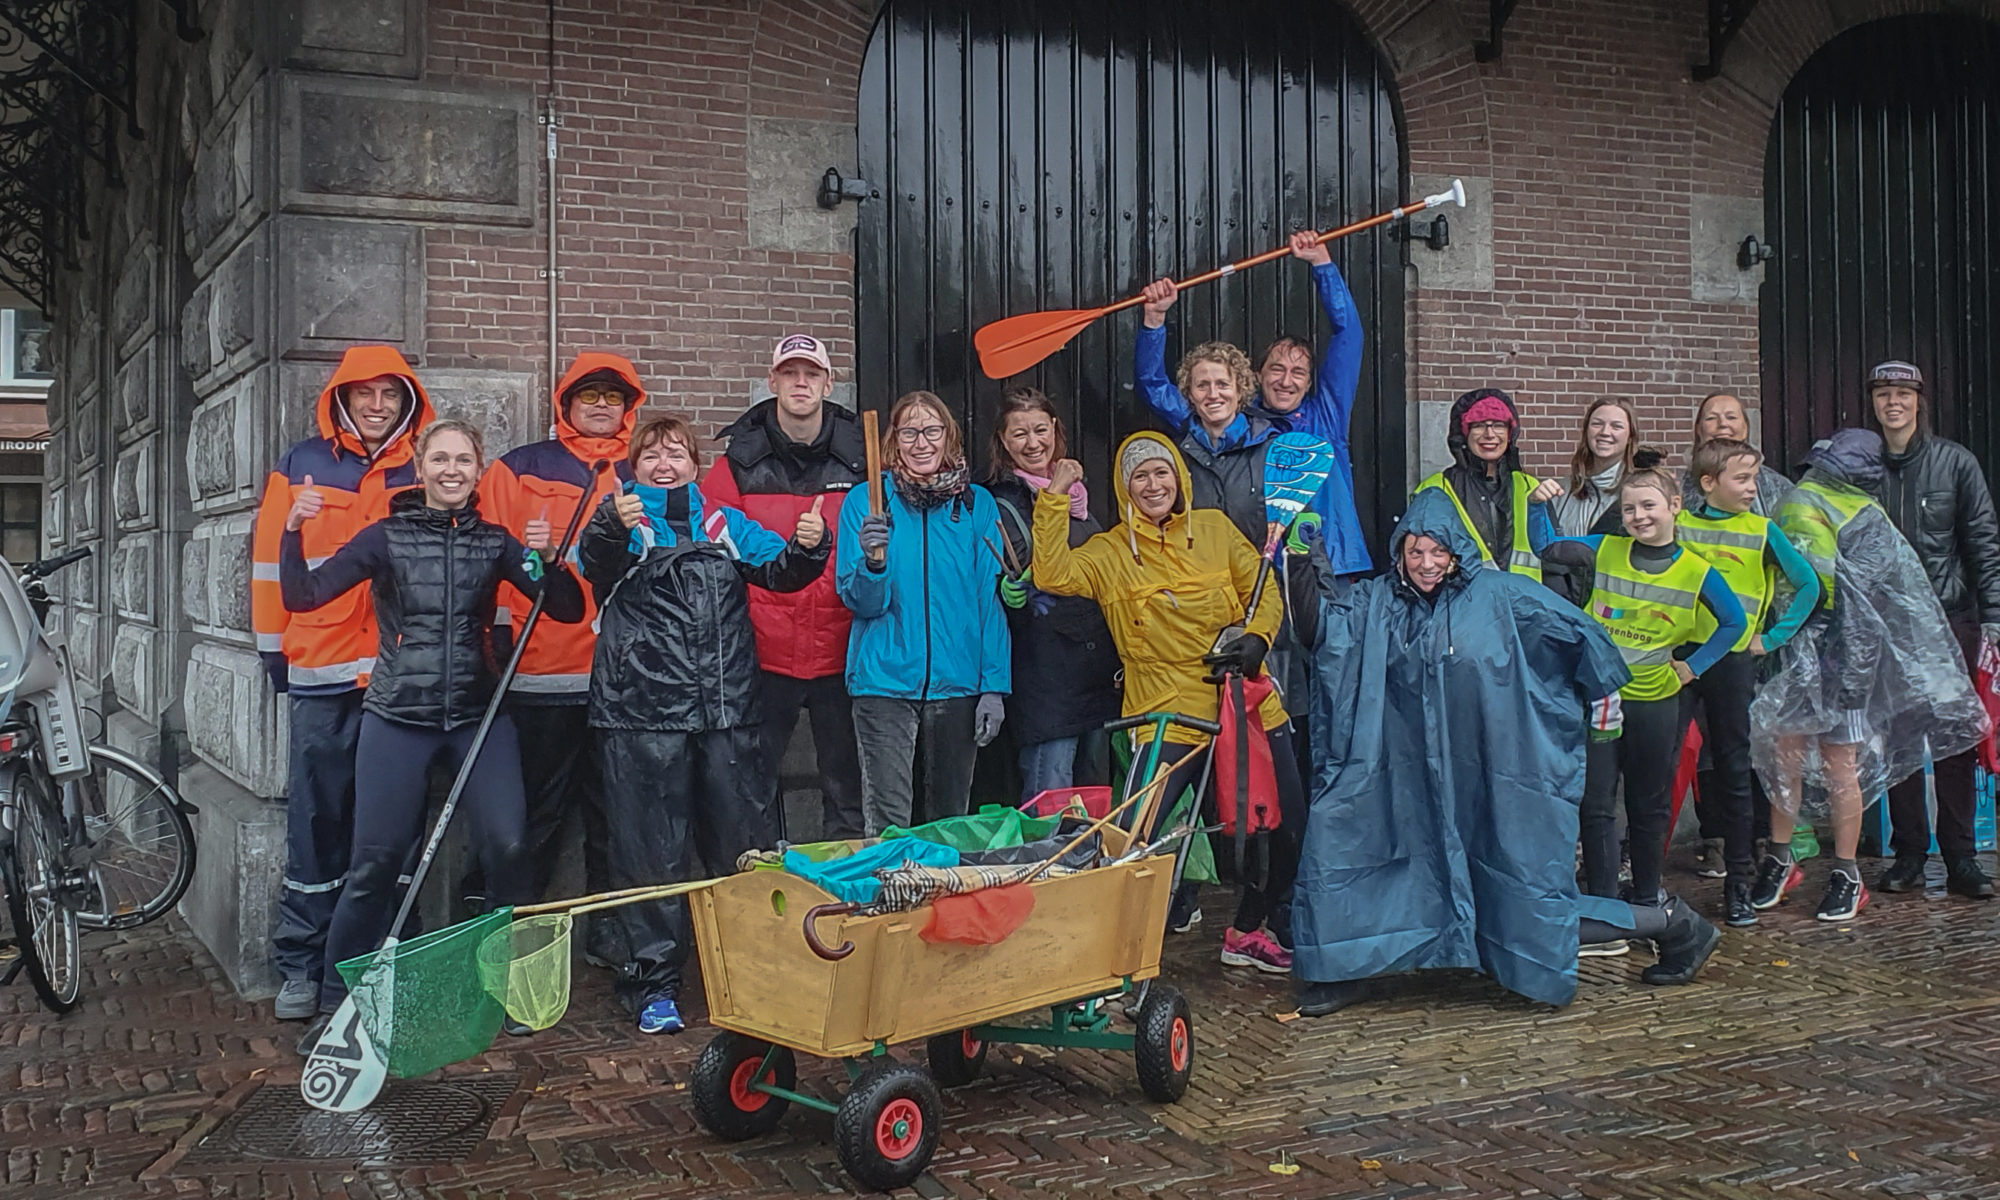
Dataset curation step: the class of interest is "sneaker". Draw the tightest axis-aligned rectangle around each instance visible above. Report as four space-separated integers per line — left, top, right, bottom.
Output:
503 1016 535 1038
1295 980 1368 1018
638 994 685 1035
1578 939 1630 958
1816 868 1868 921
1877 852 1928 893
1169 901 1202 934
1750 854 1804 910
1945 857 1996 900
1220 928 1293 975
1724 880 1758 927
1640 897 1722 985
1694 838 1728 879
275 978 321 1021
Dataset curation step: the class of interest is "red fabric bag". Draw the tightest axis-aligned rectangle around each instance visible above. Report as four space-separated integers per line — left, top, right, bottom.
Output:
921 885 1036 946
1976 637 2000 773
1214 673 1280 835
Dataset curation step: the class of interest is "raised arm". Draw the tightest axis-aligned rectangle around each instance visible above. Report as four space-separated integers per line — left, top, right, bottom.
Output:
281 521 387 613
1028 462 1106 601
1135 277 1192 431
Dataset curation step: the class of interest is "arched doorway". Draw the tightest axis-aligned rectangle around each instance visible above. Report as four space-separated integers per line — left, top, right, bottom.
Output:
855 0 1407 549
1761 15 2000 473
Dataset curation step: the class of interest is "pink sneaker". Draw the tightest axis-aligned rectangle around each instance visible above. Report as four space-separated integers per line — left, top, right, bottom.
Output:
1220 928 1293 975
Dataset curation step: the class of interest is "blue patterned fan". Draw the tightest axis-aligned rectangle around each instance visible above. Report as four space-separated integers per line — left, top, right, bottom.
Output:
1262 432 1336 528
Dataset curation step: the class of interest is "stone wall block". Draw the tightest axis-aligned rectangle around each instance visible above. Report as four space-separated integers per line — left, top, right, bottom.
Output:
182 533 210 627
115 342 157 443
1411 174 1494 293
72 468 101 543
747 118 860 255
111 624 159 720
113 439 157 531
71 611 100 684
277 216 424 361
1691 194 1766 305
112 532 156 622
279 75 536 225
180 280 213 383
184 642 285 797
421 368 539 457
283 0 425 78
186 514 256 639
187 367 270 515
187 81 268 277
45 482 64 546
111 239 158 361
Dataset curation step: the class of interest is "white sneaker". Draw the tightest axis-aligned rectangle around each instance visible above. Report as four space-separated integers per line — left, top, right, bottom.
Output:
1579 939 1630 958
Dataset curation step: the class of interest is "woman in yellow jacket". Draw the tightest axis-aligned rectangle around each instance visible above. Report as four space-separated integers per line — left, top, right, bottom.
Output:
1037 432 1302 976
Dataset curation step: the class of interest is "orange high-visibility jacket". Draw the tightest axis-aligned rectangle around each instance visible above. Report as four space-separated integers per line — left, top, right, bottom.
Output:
478 353 644 698
251 346 435 694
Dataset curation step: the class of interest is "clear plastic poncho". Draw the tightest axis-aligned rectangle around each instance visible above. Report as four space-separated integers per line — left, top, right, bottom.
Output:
1750 473 1990 812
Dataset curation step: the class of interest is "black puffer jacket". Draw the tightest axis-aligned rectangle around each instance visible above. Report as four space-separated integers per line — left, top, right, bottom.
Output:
279 489 584 729
1178 411 1283 548
990 477 1122 745
580 484 827 732
1879 432 2000 621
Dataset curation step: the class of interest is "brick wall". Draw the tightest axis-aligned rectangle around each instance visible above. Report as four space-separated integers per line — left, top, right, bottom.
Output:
420 0 1976 477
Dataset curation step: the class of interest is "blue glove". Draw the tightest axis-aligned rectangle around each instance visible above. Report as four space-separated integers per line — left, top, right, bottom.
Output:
974 692 1006 747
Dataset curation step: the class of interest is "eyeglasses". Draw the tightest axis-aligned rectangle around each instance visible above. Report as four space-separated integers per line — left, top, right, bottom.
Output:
1466 421 1510 435
571 388 629 408
895 425 948 445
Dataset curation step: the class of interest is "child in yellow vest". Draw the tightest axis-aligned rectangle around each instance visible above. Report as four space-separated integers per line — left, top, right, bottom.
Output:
1678 439 1822 926
1531 461 1747 922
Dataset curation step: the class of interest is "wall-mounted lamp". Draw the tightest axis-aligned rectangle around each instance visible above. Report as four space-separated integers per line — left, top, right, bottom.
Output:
1392 214 1450 252
1738 234 1775 270
817 167 874 210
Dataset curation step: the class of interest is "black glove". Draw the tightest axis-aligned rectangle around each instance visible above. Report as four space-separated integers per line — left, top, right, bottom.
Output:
1203 632 1268 682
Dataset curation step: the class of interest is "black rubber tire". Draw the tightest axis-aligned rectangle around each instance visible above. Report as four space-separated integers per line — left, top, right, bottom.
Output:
690 1031 795 1141
834 1060 942 1193
4 777 80 1013
1134 983 1193 1103
69 744 196 931
925 1028 988 1087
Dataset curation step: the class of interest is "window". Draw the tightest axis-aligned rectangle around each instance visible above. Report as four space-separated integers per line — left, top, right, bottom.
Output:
0 480 38 565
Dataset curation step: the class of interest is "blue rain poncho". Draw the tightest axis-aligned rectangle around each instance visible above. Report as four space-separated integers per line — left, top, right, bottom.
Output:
1292 489 1631 1006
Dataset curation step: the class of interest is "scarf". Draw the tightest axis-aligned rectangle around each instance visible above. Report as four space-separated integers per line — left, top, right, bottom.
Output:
893 461 969 511
1013 467 1088 519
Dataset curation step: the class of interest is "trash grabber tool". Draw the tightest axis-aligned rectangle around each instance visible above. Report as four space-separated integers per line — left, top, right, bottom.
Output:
301 461 606 1114
974 180 1466 378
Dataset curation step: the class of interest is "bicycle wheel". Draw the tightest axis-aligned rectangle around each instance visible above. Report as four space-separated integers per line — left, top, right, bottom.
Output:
68 744 195 930
5 770 81 1011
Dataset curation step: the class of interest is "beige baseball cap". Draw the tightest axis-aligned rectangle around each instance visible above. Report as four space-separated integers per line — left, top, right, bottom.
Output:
771 333 833 374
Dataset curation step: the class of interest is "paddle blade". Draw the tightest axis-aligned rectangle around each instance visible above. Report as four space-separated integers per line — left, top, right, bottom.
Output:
301 998 388 1112
974 307 1105 378
1262 432 1338 524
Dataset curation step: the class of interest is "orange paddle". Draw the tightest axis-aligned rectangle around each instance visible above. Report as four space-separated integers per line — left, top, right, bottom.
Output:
974 180 1466 380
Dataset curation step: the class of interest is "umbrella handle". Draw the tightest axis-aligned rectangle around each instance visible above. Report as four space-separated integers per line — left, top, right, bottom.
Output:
803 902 861 961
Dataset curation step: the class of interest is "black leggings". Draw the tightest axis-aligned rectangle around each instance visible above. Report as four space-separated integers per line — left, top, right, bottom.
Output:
1680 649 1759 883
1581 696 1686 903
320 713 528 1008
1152 726 1307 938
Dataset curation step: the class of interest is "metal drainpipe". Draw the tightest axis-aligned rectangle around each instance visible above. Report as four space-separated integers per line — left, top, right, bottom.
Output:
545 0 560 411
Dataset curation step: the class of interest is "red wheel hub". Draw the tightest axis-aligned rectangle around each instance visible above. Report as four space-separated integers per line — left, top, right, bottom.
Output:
728 1057 773 1111
874 1097 924 1159
961 1030 982 1058
1169 1017 1190 1073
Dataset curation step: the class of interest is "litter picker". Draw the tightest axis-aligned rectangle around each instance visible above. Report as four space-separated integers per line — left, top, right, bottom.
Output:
300 462 606 1114
973 181 1467 379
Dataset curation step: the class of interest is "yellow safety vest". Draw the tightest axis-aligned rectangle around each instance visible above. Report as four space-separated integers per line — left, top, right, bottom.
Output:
1775 479 1874 609
1586 537 1708 702
1416 470 1542 581
1677 509 1773 653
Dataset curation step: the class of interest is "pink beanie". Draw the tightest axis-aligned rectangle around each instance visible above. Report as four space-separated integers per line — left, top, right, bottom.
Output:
1460 395 1514 431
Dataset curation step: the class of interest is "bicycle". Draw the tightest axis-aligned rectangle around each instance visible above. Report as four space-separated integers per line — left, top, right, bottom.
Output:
0 547 198 1013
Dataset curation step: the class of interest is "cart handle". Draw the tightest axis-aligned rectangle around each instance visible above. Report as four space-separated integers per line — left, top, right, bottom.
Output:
1104 711 1222 737
803 902 860 961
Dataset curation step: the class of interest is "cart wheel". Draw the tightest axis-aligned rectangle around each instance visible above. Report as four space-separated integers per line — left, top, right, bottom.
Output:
691 1031 796 1141
925 1028 988 1087
1134 983 1194 1103
835 1060 942 1192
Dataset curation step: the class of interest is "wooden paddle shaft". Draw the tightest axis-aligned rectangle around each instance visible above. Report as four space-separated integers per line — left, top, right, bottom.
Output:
863 408 885 564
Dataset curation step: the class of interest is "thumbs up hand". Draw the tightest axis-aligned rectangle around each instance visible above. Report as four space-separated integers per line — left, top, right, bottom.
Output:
287 475 326 531
523 505 553 552
793 495 827 550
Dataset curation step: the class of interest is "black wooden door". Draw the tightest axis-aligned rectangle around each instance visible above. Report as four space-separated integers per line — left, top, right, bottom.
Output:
1762 15 2000 475
856 0 1406 550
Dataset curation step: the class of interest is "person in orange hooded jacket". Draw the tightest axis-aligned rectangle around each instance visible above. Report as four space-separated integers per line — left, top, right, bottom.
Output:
251 345 433 1021
477 353 642 966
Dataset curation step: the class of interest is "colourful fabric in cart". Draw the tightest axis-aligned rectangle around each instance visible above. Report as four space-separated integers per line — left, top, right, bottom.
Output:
880 805 1061 852
866 860 1078 914
783 836 959 905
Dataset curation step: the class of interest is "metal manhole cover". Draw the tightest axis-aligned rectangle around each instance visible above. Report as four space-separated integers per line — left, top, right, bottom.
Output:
179 1073 519 1167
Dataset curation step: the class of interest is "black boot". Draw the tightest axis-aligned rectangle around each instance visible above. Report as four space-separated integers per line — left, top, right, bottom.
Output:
1639 896 1722 986
1877 852 1928 893
1296 979 1369 1018
1945 857 1996 900
1723 879 1757 928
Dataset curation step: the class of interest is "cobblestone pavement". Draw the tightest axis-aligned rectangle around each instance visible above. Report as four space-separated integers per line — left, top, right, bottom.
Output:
7 854 2000 1199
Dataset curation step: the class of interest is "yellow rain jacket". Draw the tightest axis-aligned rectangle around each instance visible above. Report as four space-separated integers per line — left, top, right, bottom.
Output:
1031 432 1285 745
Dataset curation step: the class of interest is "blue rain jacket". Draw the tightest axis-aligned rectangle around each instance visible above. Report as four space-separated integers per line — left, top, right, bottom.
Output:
1293 489 1631 1006
835 474 1012 700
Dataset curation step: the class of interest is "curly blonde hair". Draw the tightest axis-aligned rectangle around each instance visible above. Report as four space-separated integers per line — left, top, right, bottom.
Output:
1175 341 1257 410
